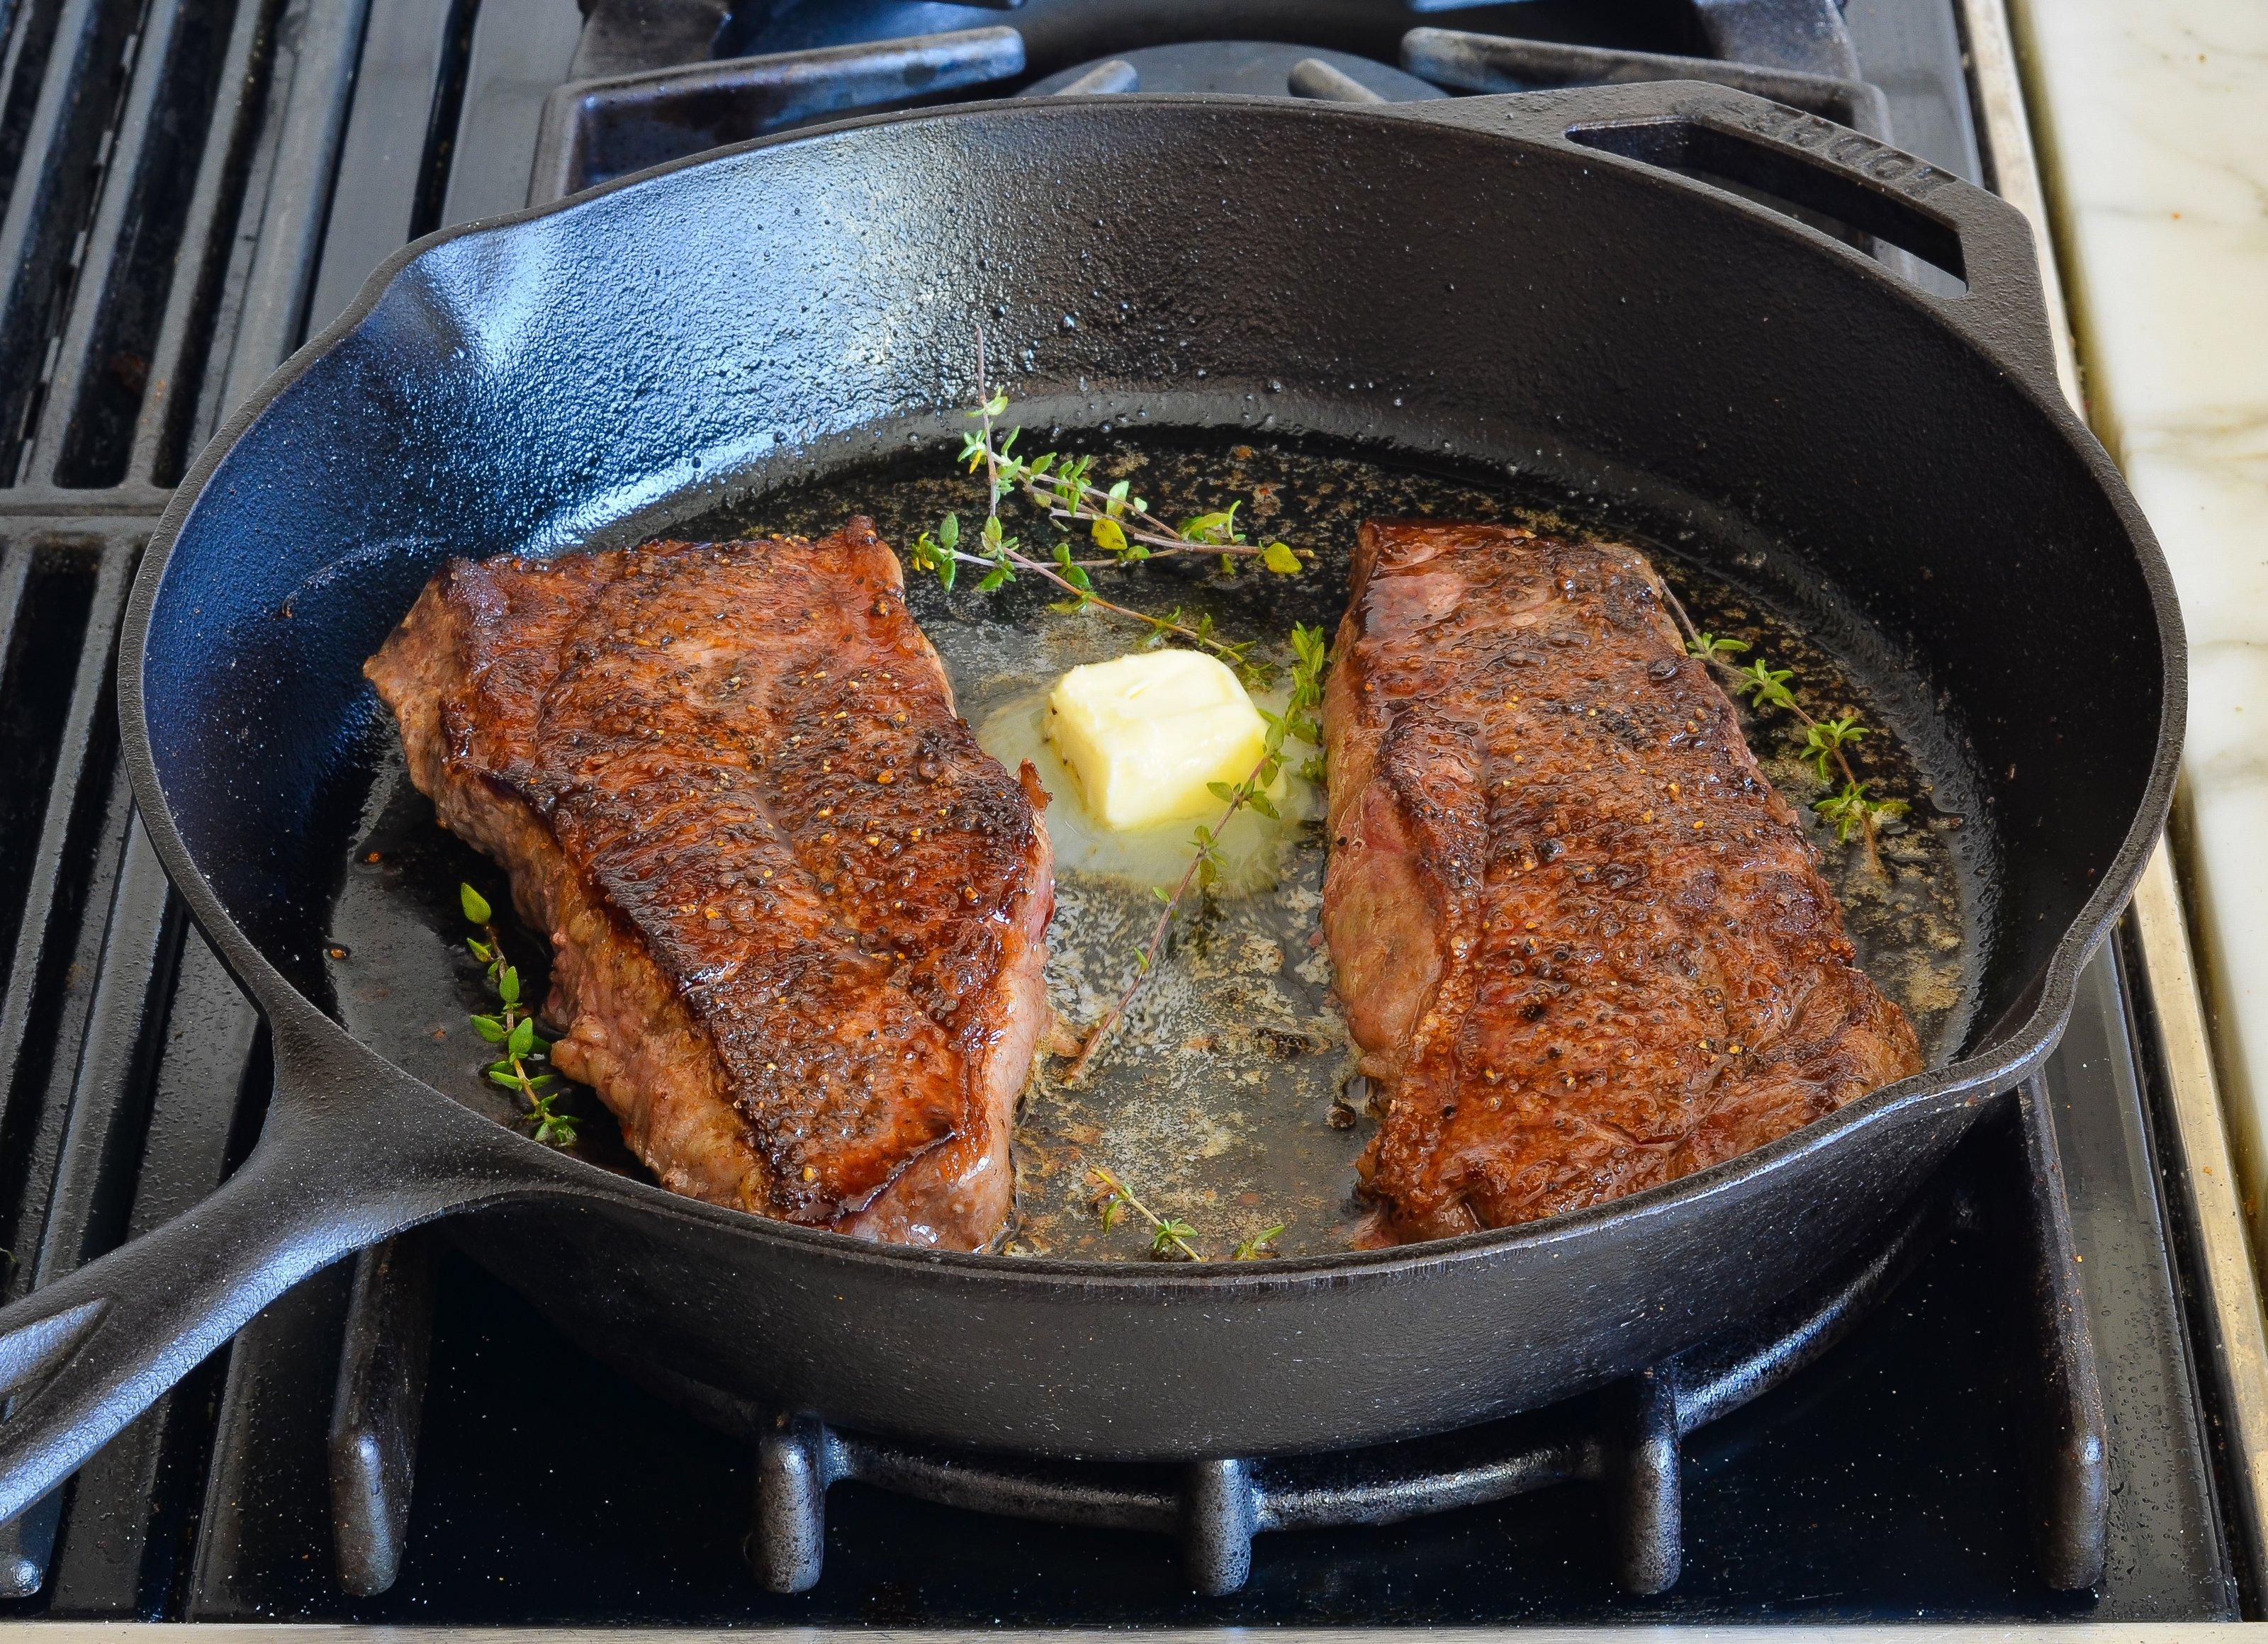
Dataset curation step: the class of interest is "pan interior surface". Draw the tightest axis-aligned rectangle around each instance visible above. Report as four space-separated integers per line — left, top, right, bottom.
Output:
326 421 1994 1259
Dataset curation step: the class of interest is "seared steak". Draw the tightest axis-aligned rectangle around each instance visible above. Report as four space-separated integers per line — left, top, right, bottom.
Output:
364 518 1052 1249
1323 520 1921 1237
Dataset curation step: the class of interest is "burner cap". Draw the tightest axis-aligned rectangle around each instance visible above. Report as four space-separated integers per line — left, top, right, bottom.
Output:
1022 42 1446 101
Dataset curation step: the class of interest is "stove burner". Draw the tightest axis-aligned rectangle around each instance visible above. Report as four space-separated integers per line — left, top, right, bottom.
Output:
1403 27 1885 139
1021 43 1446 101
328 1183 2068 1599
734 1186 1946 1596
323 1079 2117 1604
528 19 1887 208
530 27 1028 207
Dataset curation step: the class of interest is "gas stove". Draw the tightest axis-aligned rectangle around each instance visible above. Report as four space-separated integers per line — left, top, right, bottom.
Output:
0 0 2262 1629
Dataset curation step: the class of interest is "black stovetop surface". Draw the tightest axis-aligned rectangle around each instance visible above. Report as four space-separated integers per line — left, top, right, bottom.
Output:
0 0 2245 1623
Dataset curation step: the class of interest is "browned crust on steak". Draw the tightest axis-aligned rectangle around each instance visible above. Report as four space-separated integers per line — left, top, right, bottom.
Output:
1323 519 1922 1237
364 518 1052 1249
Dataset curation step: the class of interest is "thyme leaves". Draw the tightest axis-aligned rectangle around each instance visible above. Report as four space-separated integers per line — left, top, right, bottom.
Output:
1087 1168 1286 1263
1671 612 1908 868
459 883 578 1147
1232 1224 1286 1261
1088 1168 1203 1261
906 334 1303 687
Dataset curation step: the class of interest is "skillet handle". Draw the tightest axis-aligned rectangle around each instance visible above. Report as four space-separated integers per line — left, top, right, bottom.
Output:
0 1020 537 1530
1398 83 2064 398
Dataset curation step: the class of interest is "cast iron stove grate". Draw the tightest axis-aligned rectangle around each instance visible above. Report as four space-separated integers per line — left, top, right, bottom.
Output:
530 0 1905 204
0 0 2240 1623
614 1188 1961 1597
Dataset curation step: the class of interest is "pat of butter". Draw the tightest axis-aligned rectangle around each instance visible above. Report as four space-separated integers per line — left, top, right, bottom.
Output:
1046 651 1268 831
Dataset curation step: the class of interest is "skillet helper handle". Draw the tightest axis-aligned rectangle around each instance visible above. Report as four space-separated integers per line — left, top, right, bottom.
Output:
0 1028 529 1529
1406 82 2063 397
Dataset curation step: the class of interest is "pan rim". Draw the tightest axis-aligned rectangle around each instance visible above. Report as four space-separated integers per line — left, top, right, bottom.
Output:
116 89 2184 1285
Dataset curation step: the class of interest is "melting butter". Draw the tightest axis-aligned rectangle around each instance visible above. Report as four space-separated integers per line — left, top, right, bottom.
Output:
977 670 1317 895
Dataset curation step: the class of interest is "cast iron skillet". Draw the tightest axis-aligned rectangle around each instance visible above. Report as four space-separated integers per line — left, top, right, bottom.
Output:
0 82 2180 1522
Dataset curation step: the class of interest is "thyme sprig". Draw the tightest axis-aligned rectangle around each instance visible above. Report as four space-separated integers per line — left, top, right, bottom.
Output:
905 332 1303 686
1088 1168 1285 1262
1063 622 1330 1085
1669 598 1908 872
911 507 1273 682
459 882 577 1147
1089 1167 1203 1261
956 395 1301 573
